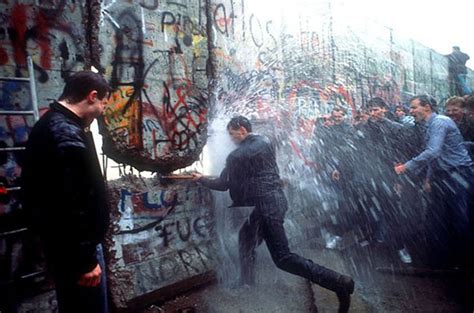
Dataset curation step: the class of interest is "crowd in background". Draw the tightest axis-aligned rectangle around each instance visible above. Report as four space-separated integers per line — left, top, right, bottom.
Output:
310 93 474 268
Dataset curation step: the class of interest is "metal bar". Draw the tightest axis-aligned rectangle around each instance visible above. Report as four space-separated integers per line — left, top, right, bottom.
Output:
0 76 30 82
6 187 21 192
0 147 26 151
161 175 195 180
0 110 35 115
0 227 28 238
27 56 40 121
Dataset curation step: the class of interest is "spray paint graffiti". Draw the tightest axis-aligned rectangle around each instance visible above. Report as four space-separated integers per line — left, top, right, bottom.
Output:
107 178 215 304
3 2 85 82
100 2 209 172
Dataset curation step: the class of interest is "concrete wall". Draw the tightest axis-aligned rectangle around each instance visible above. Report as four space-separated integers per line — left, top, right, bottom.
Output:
99 0 210 173
106 176 216 310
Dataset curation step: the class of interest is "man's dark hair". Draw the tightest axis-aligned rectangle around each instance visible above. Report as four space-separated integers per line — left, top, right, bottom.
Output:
395 105 408 113
227 115 252 132
58 71 110 103
410 94 437 110
332 106 347 115
367 97 388 109
465 95 474 110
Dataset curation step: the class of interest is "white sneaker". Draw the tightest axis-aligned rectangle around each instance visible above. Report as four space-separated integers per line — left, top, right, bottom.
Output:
325 234 342 249
398 248 412 264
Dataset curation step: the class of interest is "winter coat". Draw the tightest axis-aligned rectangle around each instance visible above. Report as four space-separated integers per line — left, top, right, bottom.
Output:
200 133 283 208
22 101 109 278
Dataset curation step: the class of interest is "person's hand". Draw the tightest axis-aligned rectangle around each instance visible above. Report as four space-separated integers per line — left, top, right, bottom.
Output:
331 169 340 181
394 163 406 175
191 172 203 181
78 263 101 287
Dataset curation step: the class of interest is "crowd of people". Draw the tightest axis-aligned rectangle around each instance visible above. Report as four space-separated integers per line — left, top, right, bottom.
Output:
312 94 474 270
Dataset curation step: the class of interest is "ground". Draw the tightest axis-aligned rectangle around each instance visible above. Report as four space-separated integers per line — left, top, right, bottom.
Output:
139 232 472 313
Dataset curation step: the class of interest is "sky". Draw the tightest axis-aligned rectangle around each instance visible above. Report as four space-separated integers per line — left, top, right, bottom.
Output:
343 0 474 68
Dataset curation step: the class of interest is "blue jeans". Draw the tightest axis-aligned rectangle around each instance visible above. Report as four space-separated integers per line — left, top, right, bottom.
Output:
53 244 109 313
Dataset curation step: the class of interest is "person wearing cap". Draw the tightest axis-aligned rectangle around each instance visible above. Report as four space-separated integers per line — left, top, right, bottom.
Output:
193 115 354 312
395 94 474 269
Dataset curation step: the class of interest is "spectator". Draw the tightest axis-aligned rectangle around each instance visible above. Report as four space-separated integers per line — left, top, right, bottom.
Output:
355 97 412 263
447 46 472 96
395 94 474 269
395 105 415 126
22 71 111 313
445 96 474 143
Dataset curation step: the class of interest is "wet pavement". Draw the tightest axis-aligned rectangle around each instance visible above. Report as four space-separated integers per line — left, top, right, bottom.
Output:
141 231 473 313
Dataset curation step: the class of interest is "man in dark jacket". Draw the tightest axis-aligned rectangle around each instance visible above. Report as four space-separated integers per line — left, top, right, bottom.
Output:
447 46 472 96
192 116 354 312
355 98 412 263
22 71 110 313
312 107 358 247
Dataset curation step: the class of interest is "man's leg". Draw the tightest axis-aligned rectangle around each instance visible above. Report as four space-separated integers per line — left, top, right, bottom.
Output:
238 210 263 285
445 169 473 267
260 213 354 312
427 175 452 268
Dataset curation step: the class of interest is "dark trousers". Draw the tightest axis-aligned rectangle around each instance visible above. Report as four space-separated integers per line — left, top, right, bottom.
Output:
49 244 108 313
428 166 474 268
351 183 405 250
238 194 347 292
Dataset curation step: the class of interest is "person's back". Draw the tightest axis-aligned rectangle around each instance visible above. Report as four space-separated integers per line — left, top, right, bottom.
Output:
449 49 470 74
447 47 472 95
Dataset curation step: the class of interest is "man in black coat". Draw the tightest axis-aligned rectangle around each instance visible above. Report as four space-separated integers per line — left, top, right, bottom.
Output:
354 98 412 263
311 107 358 246
193 116 354 312
447 46 472 96
22 71 110 313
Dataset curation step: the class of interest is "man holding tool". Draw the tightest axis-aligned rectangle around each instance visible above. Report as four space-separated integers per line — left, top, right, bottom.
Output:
192 115 355 312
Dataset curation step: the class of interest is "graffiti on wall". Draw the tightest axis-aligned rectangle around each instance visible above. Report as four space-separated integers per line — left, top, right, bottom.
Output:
0 1 85 82
108 179 216 303
207 0 461 169
100 1 209 172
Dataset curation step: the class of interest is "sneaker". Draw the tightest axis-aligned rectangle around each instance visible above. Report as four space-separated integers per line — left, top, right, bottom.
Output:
398 248 412 264
325 234 342 249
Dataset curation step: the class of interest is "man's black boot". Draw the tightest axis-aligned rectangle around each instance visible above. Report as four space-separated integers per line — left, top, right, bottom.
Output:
335 275 354 313
309 263 354 312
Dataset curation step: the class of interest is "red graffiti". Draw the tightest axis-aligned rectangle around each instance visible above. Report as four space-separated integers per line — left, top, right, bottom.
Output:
10 4 29 67
35 10 52 70
162 83 208 151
